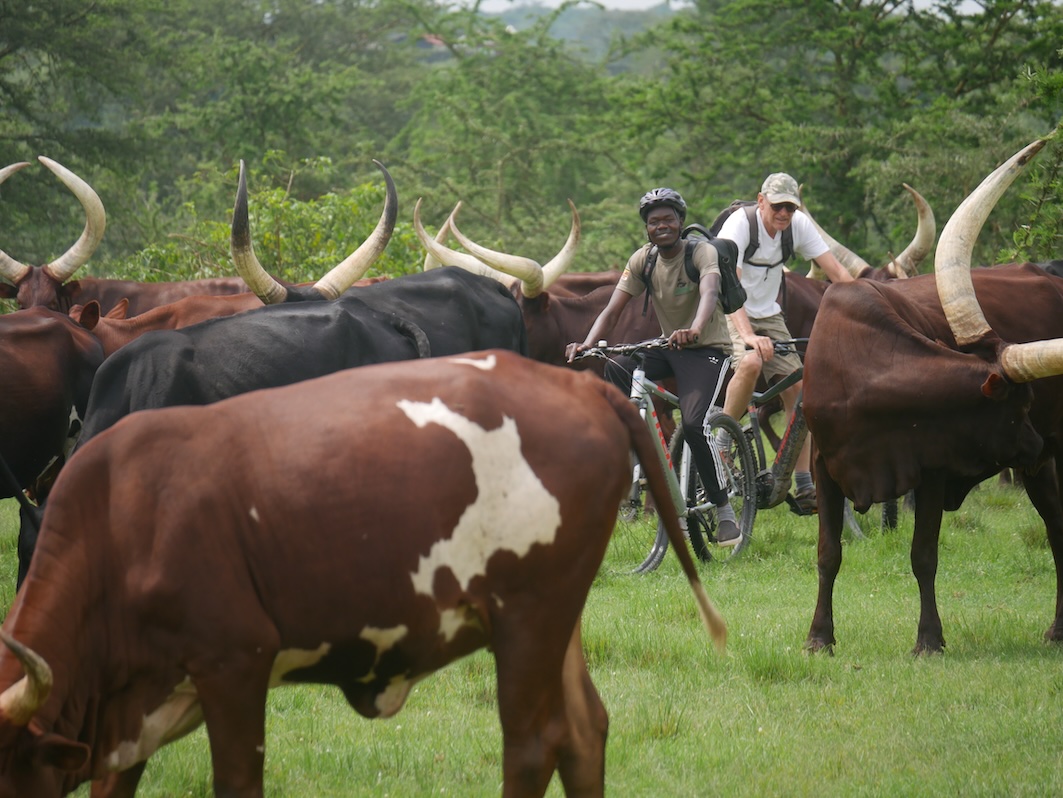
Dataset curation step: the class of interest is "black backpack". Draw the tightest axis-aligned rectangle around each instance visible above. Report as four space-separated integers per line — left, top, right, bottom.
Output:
708 200 794 268
640 223 746 316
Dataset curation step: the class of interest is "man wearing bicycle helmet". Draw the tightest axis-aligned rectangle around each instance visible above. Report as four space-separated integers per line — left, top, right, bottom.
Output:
565 187 742 546
715 172 854 515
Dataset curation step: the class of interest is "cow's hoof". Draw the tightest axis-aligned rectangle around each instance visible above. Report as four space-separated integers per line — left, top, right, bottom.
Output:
912 639 945 656
1043 625 1063 643
803 637 834 655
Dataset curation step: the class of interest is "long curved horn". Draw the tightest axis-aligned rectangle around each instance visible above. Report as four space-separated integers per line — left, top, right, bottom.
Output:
936 139 1046 348
800 202 870 279
887 184 935 278
0 162 34 284
447 211 545 298
540 199 581 290
231 160 289 304
422 206 455 271
313 160 398 300
37 157 107 284
413 200 516 289
0 631 52 726
231 160 397 304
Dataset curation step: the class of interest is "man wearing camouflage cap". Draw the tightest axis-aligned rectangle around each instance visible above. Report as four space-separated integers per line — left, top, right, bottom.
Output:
714 172 853 522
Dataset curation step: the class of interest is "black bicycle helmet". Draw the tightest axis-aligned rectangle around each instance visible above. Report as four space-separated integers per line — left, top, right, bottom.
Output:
639 187 687 223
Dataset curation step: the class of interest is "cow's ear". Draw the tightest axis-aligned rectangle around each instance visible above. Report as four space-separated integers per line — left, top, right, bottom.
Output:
981 372 1010 400
33 732 90 772
0 283 14 299
106 298 129 319
77 301 101 331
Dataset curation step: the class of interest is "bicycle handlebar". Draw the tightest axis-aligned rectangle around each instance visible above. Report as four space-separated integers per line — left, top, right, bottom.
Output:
745 338 809 357
572 337 671 362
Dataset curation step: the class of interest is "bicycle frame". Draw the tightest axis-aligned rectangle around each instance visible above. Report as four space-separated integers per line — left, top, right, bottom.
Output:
746 364 807 510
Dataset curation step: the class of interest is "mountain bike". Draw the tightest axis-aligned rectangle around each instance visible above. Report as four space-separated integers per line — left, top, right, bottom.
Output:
732 340 813 518
574 338 757 572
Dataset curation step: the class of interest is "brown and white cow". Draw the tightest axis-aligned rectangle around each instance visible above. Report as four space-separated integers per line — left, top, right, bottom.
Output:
0 350 725 797
0 158 250 315
803 138 1063 654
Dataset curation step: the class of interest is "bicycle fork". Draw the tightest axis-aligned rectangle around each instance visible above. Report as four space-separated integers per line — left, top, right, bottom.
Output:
765 393 808 508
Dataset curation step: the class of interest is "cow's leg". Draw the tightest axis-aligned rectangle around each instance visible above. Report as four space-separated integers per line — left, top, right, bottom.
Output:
193 650 275 798
556 623 607 797
89 762 147 798
494 617 599 798
1020 456 1063 641
911 471 946 654
805 457 845 652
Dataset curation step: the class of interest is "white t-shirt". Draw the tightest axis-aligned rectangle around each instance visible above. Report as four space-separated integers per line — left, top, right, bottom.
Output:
717 208 830 319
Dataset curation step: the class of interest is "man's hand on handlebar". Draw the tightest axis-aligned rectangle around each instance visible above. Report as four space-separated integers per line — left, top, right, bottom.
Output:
565 342 588 363
667 329 698 349
744 335 775 361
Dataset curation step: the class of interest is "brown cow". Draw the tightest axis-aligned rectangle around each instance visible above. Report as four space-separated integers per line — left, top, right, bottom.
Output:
0 350 724 797
0 158 250 315
0 307 104 501
803 138 1063 654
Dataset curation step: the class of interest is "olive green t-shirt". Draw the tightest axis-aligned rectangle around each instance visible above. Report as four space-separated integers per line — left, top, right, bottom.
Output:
616 242 731 351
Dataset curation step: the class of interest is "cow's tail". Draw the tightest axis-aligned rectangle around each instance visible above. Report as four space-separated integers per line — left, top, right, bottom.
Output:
603 385 727 653
393 317 432 358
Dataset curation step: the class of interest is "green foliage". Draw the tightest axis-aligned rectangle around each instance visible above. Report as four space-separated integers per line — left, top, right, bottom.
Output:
1 0 1062 283
101 156 426 283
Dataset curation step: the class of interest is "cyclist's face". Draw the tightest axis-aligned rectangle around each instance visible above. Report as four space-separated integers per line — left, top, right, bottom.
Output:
759 194 797 235
645 207 682 249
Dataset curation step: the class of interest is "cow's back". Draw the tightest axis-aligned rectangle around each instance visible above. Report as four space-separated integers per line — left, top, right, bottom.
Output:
354 268 527 356
76 296 426 445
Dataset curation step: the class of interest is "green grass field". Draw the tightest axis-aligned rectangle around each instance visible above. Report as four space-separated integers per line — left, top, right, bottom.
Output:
2 480 1061 797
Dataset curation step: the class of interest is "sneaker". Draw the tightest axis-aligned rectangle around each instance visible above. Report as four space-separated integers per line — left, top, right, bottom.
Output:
793 486 817 515
715 518 742 547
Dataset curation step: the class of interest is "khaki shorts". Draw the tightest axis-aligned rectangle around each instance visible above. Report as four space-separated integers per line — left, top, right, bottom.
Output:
727 313 802 382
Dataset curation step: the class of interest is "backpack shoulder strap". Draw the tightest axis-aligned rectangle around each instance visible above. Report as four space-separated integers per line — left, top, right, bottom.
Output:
640 245 658 316
683 239 700 285
742 204 759 263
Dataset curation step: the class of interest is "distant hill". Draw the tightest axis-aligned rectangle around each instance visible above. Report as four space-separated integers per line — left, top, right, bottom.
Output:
483 3 676 70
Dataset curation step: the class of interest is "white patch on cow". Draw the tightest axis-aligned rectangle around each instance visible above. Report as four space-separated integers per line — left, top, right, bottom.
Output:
355 625 408 684
249 506 260 523
397 398 562 597
361 625 408 651
104 678 203 771
445 353 497 370
438 606 481 642
270 643 331 686
375 674 421 718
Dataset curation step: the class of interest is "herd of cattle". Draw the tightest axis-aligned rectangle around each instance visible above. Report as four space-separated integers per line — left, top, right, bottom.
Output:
0 138 1060 795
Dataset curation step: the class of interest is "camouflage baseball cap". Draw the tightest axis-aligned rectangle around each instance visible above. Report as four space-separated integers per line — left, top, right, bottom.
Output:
761 173 801 206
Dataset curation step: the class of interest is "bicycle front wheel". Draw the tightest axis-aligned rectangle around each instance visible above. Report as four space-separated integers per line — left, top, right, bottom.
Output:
688 412 757 559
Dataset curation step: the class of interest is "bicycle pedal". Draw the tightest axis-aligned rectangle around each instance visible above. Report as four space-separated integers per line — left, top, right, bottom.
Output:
785 494 818 516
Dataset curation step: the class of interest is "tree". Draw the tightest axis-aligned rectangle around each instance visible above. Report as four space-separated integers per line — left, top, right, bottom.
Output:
625 0 1063 269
